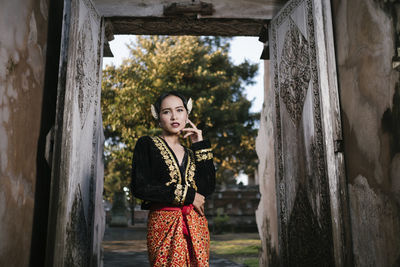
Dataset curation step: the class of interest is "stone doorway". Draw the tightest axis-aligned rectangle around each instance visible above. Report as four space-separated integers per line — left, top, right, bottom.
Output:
43 0 352 266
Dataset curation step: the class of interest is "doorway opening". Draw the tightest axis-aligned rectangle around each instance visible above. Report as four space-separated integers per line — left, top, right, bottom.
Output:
101 34 265 266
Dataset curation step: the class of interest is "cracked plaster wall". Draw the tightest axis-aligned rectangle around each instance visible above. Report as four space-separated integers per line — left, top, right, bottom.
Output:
332 0 400 265
0 0 49 266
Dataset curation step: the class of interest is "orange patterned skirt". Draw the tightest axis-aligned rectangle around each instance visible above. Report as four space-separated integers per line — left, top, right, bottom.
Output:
147 205 210 266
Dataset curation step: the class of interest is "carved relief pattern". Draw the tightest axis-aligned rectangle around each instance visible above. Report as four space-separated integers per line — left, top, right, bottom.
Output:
76 15 97 129
274 0 305 27
279 18 310 125
87 0 103 248
65 187 90 266
271 17 289 261
63 0 103 264
271 0 334 264
306 0 333 251
74 0 101 130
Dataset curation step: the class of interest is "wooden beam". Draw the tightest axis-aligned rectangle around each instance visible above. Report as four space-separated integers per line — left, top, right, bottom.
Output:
107 17 268 36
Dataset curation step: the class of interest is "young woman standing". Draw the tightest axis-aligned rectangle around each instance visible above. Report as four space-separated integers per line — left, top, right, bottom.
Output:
131 91 216 266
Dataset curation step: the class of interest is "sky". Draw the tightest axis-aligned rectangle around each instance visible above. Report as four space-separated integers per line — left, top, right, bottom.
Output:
102 35 265 113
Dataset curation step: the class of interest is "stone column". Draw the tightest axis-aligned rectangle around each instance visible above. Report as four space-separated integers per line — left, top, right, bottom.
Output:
255 60 279 266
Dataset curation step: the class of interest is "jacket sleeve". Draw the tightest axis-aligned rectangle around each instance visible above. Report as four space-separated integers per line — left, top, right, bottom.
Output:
191 139 216 197
131 137 193 205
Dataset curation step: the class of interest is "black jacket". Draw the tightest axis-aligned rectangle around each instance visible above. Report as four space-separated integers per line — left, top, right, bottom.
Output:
131 136 216 209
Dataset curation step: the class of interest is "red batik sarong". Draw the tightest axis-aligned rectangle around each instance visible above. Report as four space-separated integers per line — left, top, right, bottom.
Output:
147 204 210 267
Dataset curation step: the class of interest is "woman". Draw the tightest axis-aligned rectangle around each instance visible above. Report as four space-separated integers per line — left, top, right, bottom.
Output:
131 91 216 266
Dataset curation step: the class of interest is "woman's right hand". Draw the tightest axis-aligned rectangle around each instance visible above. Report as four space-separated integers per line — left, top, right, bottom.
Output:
193 192 205 216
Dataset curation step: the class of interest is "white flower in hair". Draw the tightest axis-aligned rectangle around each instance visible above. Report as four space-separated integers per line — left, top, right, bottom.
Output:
187 98 193 114
151 104 158 120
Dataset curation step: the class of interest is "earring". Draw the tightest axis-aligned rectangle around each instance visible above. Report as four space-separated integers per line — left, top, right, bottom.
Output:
187 98 193 114
151 104 158 120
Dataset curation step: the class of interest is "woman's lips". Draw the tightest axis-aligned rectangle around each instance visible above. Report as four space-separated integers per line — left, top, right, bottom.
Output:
171 122 180 128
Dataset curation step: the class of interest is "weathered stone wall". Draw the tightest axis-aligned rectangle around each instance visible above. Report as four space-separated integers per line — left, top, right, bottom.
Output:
256 2 400 266
0 0 49 266
331 0 400 266
91 116 106 266
45 0 106 265
255 60 279 266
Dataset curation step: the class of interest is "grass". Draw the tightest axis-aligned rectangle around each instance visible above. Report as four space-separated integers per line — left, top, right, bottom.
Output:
210 238 261 267
243 258 260 267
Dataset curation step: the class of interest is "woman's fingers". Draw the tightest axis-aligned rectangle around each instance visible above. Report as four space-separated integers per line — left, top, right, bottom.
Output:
193 192 205 216
187 119 197 129
194 204 204 216
181 128 201 140
183 132 194 139
193 203 204 216
181 128 202 135
181 128 198 133
182 120 203 142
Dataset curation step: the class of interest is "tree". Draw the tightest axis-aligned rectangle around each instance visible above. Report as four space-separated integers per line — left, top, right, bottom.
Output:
101 36 259 201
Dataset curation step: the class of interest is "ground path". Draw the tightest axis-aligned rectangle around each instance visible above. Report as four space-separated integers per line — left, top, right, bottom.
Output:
103 224 246 267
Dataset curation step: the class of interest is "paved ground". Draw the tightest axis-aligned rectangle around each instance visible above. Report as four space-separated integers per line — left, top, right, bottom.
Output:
102 224 246 267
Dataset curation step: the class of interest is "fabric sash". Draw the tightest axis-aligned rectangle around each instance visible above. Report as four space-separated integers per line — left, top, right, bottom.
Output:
147 204 210 266
150 204 194 236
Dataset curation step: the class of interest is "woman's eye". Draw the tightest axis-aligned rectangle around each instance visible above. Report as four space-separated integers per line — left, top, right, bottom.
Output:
177 109 184 112
162 111 169 114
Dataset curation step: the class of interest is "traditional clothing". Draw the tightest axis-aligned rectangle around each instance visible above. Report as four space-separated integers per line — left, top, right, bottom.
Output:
131 136 216 266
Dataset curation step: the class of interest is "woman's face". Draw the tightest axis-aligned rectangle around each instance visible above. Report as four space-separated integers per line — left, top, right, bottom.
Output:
159 95 188 134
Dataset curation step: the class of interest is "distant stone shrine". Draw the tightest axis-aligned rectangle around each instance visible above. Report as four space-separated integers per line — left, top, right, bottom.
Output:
110 192 129 227
206 187 260 233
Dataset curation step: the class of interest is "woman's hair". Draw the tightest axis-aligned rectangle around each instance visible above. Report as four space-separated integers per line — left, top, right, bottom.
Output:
153 91 188 119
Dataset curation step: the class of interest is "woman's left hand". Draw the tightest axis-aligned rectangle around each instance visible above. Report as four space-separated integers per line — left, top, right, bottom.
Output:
181 119 203 143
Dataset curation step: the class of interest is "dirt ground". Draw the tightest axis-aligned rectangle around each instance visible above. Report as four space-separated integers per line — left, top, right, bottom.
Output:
102 224 252 267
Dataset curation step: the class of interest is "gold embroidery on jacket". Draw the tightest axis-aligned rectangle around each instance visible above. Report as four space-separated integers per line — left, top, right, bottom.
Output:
151 136 196 205
186 150 197 190
195 148 213 162
174 184 183 204
182 185 188 204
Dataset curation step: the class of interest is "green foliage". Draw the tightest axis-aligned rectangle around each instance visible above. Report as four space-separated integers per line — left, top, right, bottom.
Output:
101 36 259 200
213 208 230 234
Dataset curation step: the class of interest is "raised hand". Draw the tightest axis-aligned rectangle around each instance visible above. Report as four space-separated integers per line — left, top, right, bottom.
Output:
181 119 203 143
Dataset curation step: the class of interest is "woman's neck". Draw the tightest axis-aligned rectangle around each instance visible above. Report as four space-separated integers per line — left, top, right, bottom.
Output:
160 132 180 146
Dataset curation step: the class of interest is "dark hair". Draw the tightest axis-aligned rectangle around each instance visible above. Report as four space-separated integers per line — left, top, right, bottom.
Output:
154 91 188 119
